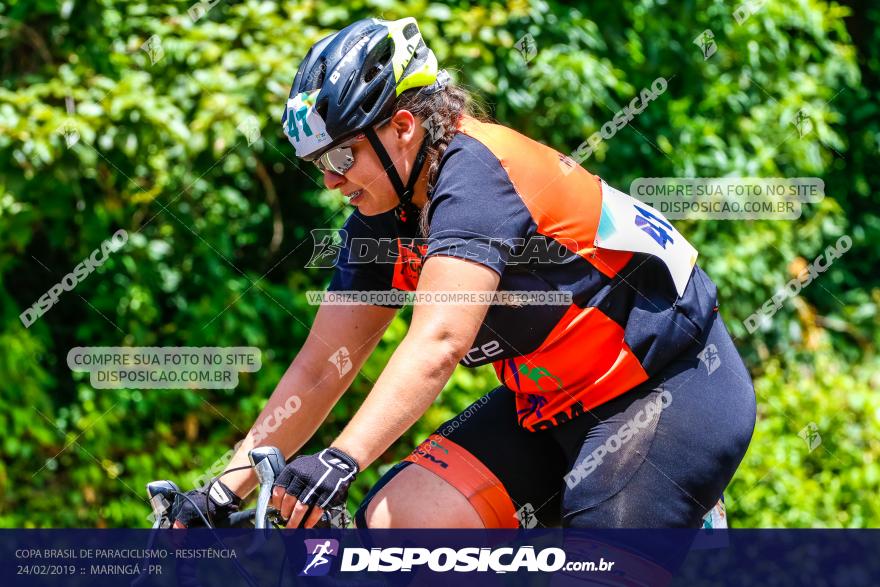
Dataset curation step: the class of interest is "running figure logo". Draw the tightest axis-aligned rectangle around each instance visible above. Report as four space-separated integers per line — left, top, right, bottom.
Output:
514 503 539 529
300 539 339 576
697 343 721 375
328 346 353 378
306 229 345 269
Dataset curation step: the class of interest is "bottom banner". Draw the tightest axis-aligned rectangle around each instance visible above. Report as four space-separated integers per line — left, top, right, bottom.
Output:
2 529 877 586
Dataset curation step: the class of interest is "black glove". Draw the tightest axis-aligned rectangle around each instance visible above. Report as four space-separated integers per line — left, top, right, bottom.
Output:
273 447 359 510
171 480 242 528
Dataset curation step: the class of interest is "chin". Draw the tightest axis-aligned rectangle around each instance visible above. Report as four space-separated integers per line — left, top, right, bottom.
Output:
355 202 378 216
357 199 397 217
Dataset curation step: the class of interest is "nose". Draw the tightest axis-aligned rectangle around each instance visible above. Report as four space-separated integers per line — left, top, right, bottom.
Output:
323 169 346 190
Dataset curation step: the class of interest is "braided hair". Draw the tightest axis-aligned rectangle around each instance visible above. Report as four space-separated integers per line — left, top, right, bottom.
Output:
392 79 488 236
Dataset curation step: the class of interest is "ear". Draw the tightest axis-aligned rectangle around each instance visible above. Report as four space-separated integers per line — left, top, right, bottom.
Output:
389 109 417 142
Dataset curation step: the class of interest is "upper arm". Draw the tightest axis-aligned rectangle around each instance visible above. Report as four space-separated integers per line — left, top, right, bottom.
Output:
407 255 500 357
406 136 534 354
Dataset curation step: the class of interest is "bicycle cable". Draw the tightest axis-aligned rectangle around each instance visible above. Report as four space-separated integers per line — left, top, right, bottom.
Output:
167 490 260 587
206 466 253 528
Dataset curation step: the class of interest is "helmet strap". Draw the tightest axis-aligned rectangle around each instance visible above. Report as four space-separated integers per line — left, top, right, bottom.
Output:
364 126 430 224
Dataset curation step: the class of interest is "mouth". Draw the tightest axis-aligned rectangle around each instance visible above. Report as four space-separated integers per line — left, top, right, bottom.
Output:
345 189 364 204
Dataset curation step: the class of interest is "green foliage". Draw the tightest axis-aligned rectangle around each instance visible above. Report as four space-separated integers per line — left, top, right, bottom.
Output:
729 349 880 527
0 0 877 527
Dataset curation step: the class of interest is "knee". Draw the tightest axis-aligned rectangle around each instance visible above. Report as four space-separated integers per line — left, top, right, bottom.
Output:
355 481 399 529
355 463 484 529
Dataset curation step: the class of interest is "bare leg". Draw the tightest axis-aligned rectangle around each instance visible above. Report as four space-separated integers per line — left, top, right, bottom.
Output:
359 464 484 528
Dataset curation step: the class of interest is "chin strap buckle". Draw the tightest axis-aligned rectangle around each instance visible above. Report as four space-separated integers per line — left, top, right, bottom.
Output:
395 200 419 224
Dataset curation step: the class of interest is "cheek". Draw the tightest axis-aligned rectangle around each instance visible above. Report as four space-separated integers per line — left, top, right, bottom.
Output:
346 148 379 184
347 161 378 186
351 159 392 195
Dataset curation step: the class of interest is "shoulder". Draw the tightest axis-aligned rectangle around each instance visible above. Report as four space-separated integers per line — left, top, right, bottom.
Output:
429 128 522 217
423 123 539 275
433 131 509 187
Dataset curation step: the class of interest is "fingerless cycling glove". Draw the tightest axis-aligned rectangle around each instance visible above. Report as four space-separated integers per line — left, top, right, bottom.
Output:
171 479 242 528
273 447 359 509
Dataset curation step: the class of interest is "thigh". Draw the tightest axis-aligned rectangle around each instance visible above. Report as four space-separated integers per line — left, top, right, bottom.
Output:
357 386 569 528
561 314 757 528
361 460 485 528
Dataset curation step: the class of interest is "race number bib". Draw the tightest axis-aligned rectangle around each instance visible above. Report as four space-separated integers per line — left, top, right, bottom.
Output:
595 180 697 297
284 90 333 158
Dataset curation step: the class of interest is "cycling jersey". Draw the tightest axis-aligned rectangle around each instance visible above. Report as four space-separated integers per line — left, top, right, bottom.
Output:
328 116 719 431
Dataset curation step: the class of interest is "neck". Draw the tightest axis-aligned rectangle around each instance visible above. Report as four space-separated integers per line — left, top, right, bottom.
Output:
411 162 431 209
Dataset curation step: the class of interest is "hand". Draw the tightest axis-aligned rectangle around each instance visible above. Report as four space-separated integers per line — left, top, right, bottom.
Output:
171 480 242 528
270 447 359 528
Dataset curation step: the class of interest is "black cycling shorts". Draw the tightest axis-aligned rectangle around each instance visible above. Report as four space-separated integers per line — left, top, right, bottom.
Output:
357 313 756 528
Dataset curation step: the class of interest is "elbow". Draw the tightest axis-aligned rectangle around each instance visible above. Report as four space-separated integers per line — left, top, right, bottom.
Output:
288 354 349 400
404 327 471 371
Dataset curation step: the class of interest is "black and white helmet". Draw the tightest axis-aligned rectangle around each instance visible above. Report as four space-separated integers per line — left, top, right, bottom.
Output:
282 17 441 161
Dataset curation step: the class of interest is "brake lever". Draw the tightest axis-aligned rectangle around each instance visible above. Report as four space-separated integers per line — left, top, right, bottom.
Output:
249 446 285 529
131 481 179 586
146 480 179 528
246 447 285 555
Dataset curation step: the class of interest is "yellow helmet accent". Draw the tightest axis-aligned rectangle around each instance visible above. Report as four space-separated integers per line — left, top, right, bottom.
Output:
385 17 440 97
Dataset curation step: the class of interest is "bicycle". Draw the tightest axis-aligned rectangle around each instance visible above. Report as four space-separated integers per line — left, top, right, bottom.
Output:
138 446 727 586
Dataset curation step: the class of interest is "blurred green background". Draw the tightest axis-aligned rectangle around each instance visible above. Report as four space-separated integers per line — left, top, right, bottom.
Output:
1 0 878 527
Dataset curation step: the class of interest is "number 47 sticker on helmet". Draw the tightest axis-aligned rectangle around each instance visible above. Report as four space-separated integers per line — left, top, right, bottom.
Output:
595 179 698 297
283 90 332 156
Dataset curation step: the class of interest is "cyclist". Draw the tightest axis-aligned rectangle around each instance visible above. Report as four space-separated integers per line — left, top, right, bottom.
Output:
172 16 756 530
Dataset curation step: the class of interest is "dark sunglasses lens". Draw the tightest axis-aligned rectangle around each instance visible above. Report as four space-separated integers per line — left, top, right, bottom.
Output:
314 146 354 175
326 147 354 174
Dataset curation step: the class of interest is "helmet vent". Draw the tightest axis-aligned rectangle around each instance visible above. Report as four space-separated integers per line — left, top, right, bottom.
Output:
339 70 357 103
363 37 393 83
403 23 418 39
364 62 384 83
360 84 383 114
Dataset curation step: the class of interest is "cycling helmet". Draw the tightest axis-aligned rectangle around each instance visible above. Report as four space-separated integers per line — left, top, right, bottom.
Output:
282 17 448 221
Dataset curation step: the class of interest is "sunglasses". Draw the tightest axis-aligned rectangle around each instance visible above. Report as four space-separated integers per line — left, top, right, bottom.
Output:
314 134 364 175
313 117 392 175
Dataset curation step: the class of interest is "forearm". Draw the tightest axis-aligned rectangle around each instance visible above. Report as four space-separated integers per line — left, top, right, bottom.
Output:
219 360 347 499
332 333 461 469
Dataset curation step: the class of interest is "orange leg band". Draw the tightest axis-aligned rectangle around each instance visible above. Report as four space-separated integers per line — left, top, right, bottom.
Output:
404 434 519 529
